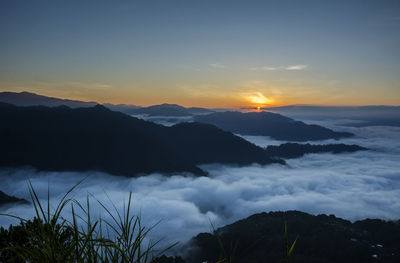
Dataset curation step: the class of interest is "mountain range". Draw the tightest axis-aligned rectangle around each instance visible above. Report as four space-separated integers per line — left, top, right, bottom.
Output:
0 103 283 176
0 91 211 116
126 103 213 116
0 91 356 141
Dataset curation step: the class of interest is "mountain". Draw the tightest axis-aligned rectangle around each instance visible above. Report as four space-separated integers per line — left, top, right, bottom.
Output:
125 103 214 117
265 143 368 159
194 111 353 141
265 105 400 127
0 190 28 207
0 91 97 108
126 103 192 116
0 103 282 176
184 211 400 263
164 122 284 166
102 103 141 113
186 107 214 115
0 91 141 113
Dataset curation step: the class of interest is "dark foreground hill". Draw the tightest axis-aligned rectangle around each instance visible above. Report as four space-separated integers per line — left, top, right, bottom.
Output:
194 111 353 141
265 143 368 159
0 191 28 207
0 103 282 176
183 211 400 263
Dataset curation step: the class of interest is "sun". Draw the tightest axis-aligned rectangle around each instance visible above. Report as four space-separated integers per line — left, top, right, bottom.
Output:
248 92 272 107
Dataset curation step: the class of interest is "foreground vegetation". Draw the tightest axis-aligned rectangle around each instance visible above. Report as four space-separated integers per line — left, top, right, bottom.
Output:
0 180 175 262
0 180 300 263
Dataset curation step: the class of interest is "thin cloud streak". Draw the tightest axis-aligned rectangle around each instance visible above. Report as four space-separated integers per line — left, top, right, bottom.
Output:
209 63 226 69
250 65 308 71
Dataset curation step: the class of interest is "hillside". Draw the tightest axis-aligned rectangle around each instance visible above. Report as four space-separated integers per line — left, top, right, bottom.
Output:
0 91 97 108
265 143 368 159
0 103 282 176
184 211 400 263
194 111 353 141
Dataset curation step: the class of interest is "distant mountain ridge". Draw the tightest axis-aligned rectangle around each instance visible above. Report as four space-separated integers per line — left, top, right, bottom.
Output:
125 103 214 116
265 105 400 127
0 91 213 117
0 190 28 207
265 143 368 159
0 103 282 176
194 111 353 141
0 91 98 108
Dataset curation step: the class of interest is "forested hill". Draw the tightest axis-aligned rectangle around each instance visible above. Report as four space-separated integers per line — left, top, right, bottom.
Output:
184 211 400 263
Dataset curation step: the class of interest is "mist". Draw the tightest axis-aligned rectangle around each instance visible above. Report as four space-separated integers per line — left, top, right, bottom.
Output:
0 125 399 250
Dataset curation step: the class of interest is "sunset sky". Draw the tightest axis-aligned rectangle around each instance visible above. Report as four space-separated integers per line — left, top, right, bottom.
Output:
1 0 399 108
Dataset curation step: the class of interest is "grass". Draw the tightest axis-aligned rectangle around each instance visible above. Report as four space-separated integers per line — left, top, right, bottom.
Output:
284 221 299 263
0 179 175 263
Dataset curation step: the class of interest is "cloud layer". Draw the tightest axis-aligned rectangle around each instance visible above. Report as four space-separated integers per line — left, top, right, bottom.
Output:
0 125 399 251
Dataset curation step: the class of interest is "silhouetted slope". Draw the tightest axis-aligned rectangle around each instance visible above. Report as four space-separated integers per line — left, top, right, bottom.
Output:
185 211 400 263
266 143 368 159
164 122 284 165
126 103 214 117
0 91 141 113
0 103 281 176
194 111 353 141
0 103 201 176
0 91 97 108
126 103 192 116
0 191 28 207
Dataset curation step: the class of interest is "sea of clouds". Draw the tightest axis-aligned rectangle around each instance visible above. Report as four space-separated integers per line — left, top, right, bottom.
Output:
0 124 399 251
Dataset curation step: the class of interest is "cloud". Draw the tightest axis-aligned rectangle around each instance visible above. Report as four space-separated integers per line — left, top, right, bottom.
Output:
249 66 278 71
209 63 226 69
250 65 308 71
285 64 308 70
0 125 399 254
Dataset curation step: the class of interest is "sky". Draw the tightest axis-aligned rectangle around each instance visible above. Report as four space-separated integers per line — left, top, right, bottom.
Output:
0 0 399 108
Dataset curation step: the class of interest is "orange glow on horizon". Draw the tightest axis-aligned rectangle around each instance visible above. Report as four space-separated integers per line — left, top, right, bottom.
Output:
245 92 273 109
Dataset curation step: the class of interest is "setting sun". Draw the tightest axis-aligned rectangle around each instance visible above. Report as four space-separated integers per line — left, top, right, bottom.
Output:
248 92 272 106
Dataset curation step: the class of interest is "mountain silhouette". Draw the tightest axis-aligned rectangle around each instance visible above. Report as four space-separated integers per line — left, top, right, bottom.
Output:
125 103 214 117
265 143 368 159
0 103 282 176
0 190 28 207
265 105 400 127
194 111 353 141
0 91 97 108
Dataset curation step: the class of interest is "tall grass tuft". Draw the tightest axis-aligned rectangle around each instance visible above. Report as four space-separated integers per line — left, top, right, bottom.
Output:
284 221 299 263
